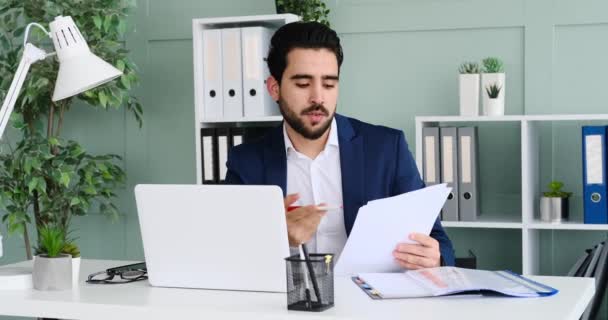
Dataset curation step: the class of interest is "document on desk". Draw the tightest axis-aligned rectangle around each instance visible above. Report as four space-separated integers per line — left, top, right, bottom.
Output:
353 267 559 299
334 184 451 276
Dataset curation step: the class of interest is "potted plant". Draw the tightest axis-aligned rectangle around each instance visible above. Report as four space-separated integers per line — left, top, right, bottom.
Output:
485 82 504 116
0 1 142 261
33 224 72 290
458 62 481 116
481 57 505 115
275 0 331 26
540 181 572 223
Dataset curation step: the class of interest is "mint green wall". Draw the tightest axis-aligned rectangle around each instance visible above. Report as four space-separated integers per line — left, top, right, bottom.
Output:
1 0 608 318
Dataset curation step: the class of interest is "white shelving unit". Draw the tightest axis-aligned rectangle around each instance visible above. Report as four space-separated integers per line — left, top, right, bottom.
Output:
192 14 298 184
415 114 608 275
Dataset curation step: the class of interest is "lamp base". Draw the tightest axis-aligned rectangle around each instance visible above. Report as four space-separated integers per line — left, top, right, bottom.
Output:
0 267 33 290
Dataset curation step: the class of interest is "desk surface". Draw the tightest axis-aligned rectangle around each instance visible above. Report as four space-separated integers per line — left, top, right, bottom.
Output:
0 259 596 320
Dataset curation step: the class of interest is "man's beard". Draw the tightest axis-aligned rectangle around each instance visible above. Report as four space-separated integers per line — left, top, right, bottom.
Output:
278 97 335 140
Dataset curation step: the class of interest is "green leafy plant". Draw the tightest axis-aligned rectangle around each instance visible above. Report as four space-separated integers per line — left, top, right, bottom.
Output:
543 181 572 198
485 83 502 99
482 57 504 73
35 224 66 258
459 62 480 74
276 0 331 26
0 0 142 260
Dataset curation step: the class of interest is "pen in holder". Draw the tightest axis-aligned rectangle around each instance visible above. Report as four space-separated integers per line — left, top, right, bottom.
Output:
285 248 334 312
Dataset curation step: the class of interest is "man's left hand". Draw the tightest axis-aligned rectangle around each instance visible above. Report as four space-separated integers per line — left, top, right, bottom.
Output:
393 233 441 270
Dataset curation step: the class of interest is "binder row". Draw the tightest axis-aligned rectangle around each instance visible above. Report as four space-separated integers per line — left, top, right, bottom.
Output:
200 126 274 183
200 127 244 184
567 239 608 320
582 126 608 224
202 26 279 121
422 127 479 221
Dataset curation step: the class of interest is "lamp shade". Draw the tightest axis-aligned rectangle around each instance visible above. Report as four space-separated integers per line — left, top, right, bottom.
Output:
49 16 122 102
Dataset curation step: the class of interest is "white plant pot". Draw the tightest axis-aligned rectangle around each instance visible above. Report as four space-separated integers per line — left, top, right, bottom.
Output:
72 256 81 286
33 254 72 291
459 74 480 116
540 197 569 222
485 98 504 116
481 72 505 115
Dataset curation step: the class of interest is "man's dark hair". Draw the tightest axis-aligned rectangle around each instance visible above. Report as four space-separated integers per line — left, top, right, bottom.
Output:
267 21 343 83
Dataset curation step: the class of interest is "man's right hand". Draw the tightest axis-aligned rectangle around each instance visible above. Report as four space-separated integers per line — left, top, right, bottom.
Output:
284 193 327 246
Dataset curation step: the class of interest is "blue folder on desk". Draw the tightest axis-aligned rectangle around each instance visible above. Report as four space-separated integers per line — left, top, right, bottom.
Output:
582 126 608 224
353 267 558 299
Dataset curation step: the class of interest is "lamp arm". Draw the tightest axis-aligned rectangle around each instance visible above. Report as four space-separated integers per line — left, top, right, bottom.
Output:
0 43 48 139
23 22 50 47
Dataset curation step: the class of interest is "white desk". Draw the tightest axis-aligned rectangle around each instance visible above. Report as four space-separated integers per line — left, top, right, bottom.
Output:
0 259 596 320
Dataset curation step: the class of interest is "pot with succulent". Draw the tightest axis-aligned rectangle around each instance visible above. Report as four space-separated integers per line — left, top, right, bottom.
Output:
32 224 72 290
481 57 505 115
485 82 504 116
540 181 572 223
458 62 481 116
0 1 142 262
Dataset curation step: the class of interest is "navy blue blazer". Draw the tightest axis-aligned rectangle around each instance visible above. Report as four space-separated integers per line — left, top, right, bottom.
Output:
225 113 455 266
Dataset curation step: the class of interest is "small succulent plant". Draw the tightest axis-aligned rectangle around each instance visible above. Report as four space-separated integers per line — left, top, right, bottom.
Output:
62 242 81 258
35 224 66 258
459 62 481 74
482 57 504 73
543 181 572 198
486 83 502 99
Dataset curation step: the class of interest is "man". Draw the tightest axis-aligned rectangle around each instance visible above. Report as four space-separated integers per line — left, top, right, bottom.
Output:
226 21 455 268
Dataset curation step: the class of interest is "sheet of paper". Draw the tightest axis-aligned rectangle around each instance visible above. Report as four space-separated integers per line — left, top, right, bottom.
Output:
334 184 451 275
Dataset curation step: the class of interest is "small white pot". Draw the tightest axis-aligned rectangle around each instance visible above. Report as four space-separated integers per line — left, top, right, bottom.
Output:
481 72 505 115
459 74 480 116
485 98 504 116
33 254 72 291
540 197 569 222
72 257 81 286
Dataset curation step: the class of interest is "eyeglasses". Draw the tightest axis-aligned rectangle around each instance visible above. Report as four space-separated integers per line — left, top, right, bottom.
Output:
86 269 148 284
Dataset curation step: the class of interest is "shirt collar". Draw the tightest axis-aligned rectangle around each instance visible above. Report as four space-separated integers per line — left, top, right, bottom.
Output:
283 117 339 155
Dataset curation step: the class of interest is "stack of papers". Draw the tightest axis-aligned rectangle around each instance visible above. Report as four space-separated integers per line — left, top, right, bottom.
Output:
335 184 451 275
355 267 559 299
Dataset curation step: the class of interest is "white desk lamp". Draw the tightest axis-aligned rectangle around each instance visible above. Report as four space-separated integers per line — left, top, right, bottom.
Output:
0 16 122 289
0 15 122 138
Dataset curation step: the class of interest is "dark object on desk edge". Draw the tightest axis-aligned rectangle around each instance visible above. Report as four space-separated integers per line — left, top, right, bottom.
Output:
455 249 477 270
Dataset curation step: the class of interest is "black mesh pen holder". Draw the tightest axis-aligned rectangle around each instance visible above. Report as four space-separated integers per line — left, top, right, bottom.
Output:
285 253 334 312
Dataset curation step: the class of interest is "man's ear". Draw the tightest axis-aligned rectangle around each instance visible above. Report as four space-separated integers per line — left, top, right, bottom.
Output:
266 75 280 102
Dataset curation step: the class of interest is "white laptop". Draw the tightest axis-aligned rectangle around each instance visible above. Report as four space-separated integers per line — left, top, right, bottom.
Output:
134 184 290 292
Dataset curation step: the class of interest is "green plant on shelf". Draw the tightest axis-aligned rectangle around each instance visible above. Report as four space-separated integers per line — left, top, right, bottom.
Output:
459 62 480 74
543 181 572 198
482 57 504 73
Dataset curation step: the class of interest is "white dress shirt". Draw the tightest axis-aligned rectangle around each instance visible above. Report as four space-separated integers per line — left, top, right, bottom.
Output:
284 118 348 260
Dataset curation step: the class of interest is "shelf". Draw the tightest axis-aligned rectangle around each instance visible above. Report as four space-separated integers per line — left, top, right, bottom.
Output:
417 115 525 123
201 116 283 124
441 214 522 229
416 114 608 123
527 219 608 231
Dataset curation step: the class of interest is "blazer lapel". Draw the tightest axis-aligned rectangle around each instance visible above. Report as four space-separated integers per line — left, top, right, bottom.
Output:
336 114 365 236
263 124 288 195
